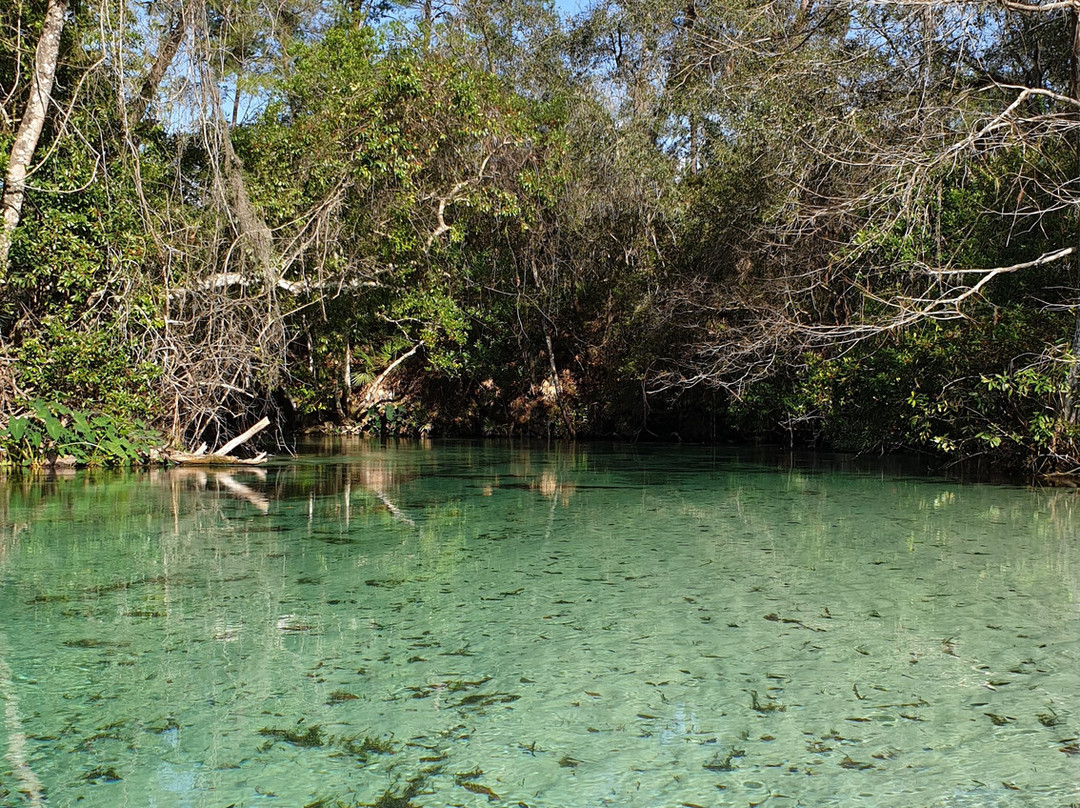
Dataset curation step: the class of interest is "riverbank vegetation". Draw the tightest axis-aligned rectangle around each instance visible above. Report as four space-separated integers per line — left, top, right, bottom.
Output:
4 0 1080 473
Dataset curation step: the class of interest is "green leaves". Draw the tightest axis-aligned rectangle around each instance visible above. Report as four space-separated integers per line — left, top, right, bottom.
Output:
31 400 64 441
6 417 29 442
1 402 159 468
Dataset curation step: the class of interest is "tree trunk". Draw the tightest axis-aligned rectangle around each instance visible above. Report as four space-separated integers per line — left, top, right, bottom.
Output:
231 85 241 127
422 0 433 52
222 135 276 277
198 49 277 280
128 0 199 128
689 116 698 175
0 0 69 277
919 4 935 110
529 259 576 437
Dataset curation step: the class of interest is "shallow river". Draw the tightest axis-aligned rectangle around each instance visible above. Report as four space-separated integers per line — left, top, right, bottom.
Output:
0 441 1077 808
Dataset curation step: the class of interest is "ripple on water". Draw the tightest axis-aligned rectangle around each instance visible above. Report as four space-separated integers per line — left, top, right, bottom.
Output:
0 443 1077 808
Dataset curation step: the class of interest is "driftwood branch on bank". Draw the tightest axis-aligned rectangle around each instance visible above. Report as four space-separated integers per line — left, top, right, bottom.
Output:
358 343 422 408
165 416 270 465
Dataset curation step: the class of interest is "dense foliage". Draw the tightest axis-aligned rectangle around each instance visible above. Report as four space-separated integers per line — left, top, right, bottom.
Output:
3 0 1080 474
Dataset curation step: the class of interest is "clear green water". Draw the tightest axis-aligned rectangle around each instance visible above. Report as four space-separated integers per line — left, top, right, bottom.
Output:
0 441 1077 808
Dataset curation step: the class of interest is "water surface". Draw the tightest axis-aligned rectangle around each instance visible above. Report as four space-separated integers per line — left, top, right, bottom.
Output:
0 441 1077 807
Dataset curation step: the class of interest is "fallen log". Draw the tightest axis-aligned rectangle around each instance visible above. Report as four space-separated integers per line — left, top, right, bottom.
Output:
165 450 267 466
216 417 271 456
1037 471 1080 488
165 416 270 465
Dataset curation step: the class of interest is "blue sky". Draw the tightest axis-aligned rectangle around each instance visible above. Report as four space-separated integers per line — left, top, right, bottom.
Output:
553 0 591 17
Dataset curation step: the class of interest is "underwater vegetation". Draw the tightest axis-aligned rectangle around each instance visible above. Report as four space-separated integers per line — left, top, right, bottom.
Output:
259 724 326 748
455 769 501 801
704 745 746 772
11 446 1079 808
81 766 121 783
750 690 786 713
367 775 426 808
329 690 361 704
257 724 396 761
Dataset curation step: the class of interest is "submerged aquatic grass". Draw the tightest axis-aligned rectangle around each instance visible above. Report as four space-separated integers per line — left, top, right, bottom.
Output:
0 442 1077 807
258 724 326 748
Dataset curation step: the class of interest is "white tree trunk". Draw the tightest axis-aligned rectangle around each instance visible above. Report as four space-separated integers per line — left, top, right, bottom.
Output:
0 0 69 276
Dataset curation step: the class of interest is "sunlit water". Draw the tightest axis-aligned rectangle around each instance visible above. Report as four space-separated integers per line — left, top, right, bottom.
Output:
0 441 1077 808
